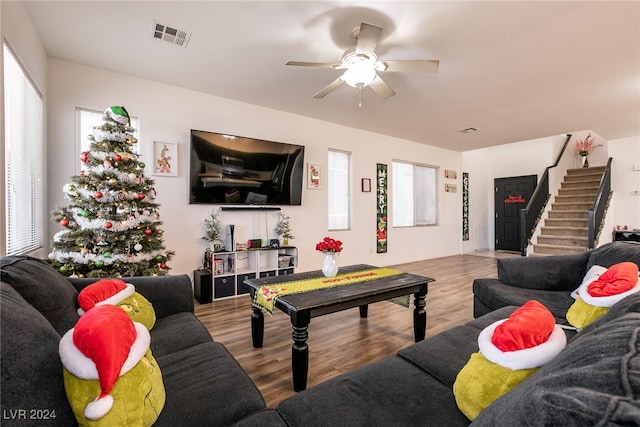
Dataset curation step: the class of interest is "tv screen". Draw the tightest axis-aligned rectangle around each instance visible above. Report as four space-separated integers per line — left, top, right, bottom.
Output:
189 129 305 205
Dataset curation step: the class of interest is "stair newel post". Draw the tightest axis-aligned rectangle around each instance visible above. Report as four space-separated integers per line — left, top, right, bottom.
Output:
587 208 596 249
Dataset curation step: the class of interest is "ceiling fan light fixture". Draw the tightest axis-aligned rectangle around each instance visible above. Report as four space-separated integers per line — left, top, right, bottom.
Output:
342 62 377 87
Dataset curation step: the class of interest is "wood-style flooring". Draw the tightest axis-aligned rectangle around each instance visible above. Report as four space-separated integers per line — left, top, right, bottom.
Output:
194 251 518 408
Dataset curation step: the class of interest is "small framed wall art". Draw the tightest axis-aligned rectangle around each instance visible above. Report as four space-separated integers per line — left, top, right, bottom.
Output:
153 141 178 176
361 178 371 192
307 163 322 189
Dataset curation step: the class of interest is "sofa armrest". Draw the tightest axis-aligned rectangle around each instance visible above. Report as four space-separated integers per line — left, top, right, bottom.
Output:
496 251 590 291
68 274 194 318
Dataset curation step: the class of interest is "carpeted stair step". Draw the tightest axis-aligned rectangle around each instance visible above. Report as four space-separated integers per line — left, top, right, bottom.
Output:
555 194 597 203
533 243 588 255
551 202 593 211
561 179 603 189
547 210 589 219
540 226 588 237
557 186 599 196
544 218 588 228
537 235 588 247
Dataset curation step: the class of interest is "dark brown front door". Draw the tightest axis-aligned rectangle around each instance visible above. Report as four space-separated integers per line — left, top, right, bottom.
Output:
495 175 537 251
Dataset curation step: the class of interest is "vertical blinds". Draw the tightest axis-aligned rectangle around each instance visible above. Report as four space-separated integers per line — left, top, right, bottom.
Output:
4 43 44 255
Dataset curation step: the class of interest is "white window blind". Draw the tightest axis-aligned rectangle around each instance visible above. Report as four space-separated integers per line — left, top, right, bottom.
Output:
4 43 44 255
328 150 351 230
392 161 437 227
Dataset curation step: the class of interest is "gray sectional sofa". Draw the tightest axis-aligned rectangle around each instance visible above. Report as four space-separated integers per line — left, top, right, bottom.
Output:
473 241 640 321
2 245 639 426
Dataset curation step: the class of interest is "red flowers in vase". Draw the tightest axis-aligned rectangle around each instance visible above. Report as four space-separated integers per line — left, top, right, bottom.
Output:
315 237 343 253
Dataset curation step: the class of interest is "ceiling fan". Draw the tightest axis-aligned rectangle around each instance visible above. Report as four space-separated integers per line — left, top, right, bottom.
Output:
286 22 439 106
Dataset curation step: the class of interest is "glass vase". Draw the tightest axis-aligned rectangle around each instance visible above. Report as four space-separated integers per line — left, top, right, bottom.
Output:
322 252 339 278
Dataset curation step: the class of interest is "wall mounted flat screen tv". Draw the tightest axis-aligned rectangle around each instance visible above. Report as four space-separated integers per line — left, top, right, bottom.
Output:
189 129 305 205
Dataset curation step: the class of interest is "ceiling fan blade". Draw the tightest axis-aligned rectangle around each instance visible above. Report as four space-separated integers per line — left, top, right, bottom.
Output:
312 77 345 98
369 75 395 99
355 23 383 56
286 61 343 69
378 60 440 73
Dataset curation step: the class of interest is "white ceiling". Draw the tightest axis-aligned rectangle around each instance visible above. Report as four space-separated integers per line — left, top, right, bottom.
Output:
23 1 640 152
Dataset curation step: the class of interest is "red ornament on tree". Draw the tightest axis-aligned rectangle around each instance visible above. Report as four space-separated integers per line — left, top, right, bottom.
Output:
137 193 146 200
160 262 167 269
144 228 153 235
80 151 90 163
59 218 70 227
94 191 103 199
113 153 122 162
104 221 113 229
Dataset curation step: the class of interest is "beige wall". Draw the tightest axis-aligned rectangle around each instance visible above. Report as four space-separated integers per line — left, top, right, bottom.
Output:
46 58 463 276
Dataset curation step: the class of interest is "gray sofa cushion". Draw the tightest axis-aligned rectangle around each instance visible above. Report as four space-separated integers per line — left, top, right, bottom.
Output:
0 282 76 425
587 241 640 270
154 342 265 427
398 325 480 387
0 256 79 334
150 312 214 357
473 279 575 321
471 293 640 426
230 409 288 427
277 356 469 427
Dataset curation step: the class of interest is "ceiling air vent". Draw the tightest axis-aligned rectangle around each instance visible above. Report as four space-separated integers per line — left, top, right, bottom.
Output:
151 20 191 48
458 127 479 134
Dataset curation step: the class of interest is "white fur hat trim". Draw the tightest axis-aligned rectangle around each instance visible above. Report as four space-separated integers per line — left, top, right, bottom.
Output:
59 322 150 379
77 283 135 315
572 265 607 299
85 395 114 420
578 277 640 308
478 319 567 370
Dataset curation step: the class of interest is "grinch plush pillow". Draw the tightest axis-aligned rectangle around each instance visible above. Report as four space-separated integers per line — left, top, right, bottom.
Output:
59 305 165 426
77 279 156 330
453 300 566 421
567 262 640 329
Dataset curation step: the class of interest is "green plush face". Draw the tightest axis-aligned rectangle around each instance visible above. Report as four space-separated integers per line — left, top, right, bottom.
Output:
453 352 538 421
63 349 165 427
566 297 610 329
116 292 156 331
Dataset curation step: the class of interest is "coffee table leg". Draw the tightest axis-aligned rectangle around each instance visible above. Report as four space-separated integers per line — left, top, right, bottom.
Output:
291 311 310 391
359 304 368 318
413 285 427 342
251 307 264 348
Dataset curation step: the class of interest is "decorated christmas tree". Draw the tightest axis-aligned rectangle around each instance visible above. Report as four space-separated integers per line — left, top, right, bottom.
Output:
49 106 174 278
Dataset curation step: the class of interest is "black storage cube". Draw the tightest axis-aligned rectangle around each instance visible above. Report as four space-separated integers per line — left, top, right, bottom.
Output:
214 276 236 298
237 273 256 295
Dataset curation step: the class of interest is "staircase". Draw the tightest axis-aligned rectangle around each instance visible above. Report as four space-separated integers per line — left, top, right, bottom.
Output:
533 166 606 255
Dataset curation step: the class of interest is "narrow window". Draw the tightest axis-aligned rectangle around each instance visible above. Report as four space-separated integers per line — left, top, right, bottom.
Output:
392 161 437 227
3 43 44 255
328 150 351 230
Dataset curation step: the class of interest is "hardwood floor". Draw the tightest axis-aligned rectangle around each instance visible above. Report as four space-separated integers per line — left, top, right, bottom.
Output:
194 251 518 408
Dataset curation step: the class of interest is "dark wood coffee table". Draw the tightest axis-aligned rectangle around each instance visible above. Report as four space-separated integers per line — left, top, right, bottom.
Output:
245 264 434 391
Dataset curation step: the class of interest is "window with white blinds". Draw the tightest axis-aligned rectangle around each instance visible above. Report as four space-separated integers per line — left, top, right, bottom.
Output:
328 150 351 230
3 43 44 255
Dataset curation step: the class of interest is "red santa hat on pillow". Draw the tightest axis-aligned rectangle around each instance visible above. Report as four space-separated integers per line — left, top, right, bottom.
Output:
77 279 135 315
59 305 150 420
479 300 566 370
578 262 640 307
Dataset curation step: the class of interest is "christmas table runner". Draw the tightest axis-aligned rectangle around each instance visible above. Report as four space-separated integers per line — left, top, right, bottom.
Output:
253 268 404 315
